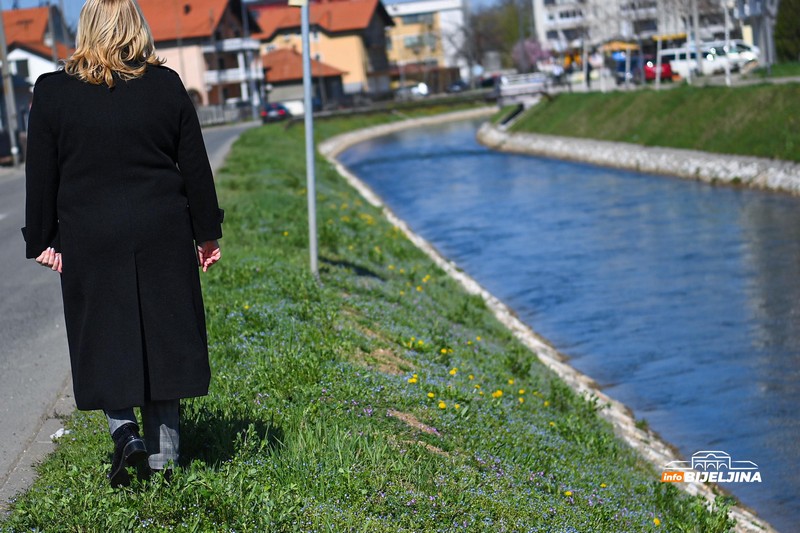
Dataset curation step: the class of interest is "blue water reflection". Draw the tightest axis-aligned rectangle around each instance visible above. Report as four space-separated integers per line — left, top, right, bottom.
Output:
339 119 800 531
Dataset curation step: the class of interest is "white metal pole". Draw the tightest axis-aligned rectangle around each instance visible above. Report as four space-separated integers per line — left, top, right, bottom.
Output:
723 0 731 86
301 2 319 279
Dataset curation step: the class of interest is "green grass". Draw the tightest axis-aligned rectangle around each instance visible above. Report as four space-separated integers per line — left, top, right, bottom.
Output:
751 61 800 78
1 106 736 532
511 84 800 162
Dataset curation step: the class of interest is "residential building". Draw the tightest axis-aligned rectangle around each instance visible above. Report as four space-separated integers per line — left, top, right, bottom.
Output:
250 0 394 96
138 0 264 106
383 0 467 89
533 0 728 53
3 5 73 85
1 5 73 147
262 47 345 108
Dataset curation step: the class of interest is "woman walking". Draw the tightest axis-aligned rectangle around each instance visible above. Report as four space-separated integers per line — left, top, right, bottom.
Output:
23 0 222 486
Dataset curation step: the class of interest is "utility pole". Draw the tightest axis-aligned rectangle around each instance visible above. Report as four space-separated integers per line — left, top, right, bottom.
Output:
691 0 701 74
239 0 259 121
0 0 20 166
47 2 58 67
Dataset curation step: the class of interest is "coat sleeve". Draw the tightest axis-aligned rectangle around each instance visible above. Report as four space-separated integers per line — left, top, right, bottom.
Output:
177 84 223 244
23 79 60 259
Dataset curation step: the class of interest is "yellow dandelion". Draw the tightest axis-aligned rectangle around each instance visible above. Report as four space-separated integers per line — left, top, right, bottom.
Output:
508 379 515 385
519 389 526 395
476 336 482 341
438 401 446 409
491 390 503 398
400 268 406 274
447 348 453 354
400 291 405 296
454 403 461 409
544 401 550 407
564 491 572 497
478 391 484 396
468 374 474 380
347 244 354 250
243 305 250 310
467 340 473 346
341 216 351 223
413 374 418 378
449 367 457 375
654 518 661 526
407 377 418 384
441 348 448 354
373 246 381 253
340 203 348 210
282 231 289 237
427 392 435 398
418 340 424 346
388 265 395 270
518 397 525 404
549 421 556 427
416 286 423 292
474 384 481 389
600 483 607 488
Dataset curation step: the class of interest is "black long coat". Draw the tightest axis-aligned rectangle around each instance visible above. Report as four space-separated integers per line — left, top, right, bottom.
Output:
23 66 223 411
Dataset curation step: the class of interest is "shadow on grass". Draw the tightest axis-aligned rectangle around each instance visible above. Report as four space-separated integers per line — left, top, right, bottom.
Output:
320 256 384 280
180 408 284 467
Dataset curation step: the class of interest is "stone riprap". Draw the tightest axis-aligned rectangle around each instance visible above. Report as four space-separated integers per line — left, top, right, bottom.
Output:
477 122 800 195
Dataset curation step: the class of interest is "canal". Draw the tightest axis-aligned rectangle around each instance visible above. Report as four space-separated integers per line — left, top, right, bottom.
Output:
337 118 800 531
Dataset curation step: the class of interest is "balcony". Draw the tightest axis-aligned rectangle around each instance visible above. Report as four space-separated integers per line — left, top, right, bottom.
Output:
202 37 261 54
204 63 263 86
204 68 246 85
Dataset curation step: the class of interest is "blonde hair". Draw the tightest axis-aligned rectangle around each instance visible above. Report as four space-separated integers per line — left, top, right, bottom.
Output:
65 0 163 87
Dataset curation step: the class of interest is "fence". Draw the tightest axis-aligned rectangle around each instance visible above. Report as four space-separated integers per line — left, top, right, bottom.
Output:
196 104 252 127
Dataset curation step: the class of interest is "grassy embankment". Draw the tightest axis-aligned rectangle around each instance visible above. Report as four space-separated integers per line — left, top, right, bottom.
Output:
510 83 800 162
2 104 736 531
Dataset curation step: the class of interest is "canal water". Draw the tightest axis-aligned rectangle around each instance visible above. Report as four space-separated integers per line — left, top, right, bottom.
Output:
338 119 800 531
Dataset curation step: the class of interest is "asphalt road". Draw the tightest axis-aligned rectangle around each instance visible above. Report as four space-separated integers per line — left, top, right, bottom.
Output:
0 120 258 496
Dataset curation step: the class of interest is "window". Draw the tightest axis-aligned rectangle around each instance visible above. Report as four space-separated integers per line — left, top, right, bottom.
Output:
401 13 433 25
13 60 28 79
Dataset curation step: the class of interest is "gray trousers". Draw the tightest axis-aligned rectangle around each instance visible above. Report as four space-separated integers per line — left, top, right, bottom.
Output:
105 400 179 470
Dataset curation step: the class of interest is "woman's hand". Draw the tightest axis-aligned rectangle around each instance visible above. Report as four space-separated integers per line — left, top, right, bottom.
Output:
35 247 62 273
197 240 221 272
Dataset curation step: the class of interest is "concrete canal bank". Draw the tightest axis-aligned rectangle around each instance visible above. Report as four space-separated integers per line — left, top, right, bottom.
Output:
477 122 800 196
320 108 777 533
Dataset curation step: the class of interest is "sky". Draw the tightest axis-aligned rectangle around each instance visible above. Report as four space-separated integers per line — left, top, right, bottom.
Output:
11 0 501 30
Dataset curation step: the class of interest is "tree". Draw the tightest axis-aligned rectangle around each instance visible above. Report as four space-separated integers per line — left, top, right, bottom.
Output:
775 0 800 61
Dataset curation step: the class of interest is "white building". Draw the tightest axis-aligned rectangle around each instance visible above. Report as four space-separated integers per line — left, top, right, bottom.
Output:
533 0 728 52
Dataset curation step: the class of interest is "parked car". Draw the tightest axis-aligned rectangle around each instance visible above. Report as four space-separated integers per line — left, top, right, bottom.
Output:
446 79 469 93
394 82 429 100
658 47 723 79
702 40 760 71
643 56 673 82
615 54 673 84
260 102 291 123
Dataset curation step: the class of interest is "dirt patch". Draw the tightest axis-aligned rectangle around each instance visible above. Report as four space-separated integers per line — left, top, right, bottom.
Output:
353 348 414 376
404 440 450 457
387 409 440 436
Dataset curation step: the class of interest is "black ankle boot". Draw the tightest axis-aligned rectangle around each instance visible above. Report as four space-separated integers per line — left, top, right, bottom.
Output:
109 423 147 488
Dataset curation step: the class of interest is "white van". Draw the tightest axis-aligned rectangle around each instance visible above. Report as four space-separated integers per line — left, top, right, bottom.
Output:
658 47 723 78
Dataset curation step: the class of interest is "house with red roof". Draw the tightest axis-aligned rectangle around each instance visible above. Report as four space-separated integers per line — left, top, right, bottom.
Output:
137 0 263 106
250 0 394 97
3 5 73 86
262 47 345 107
